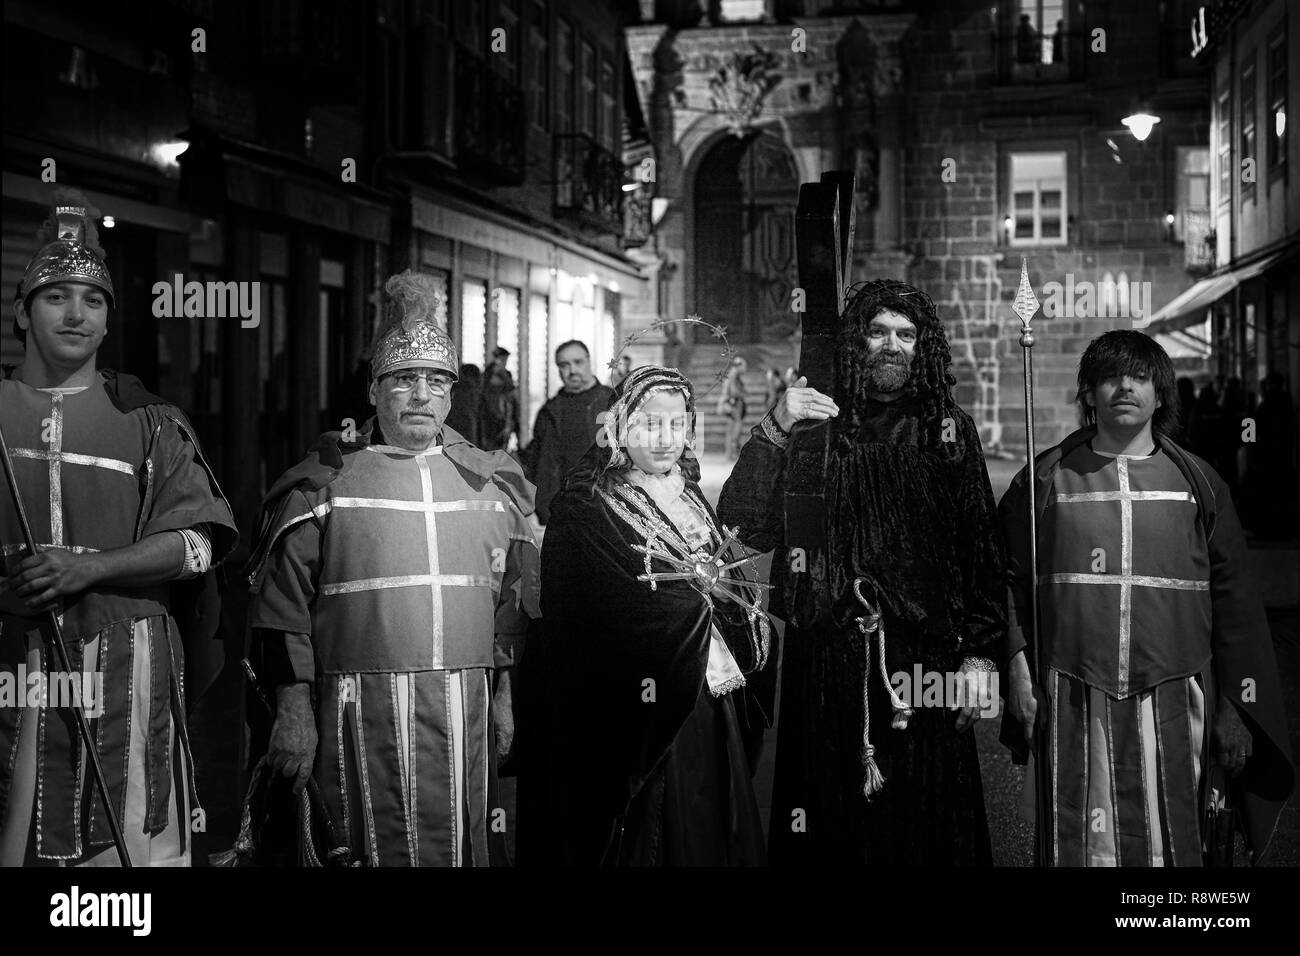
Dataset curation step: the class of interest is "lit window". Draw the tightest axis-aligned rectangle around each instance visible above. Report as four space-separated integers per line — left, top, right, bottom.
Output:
1216 89 1232 204
1009 151 1067 246
461 279 487 369
1241 56 1257 195
1268 32 1287 168
1014 0 1067 67
494 286 521 376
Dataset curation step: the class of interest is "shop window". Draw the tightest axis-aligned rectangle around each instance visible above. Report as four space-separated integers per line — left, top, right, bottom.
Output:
461 278 488 369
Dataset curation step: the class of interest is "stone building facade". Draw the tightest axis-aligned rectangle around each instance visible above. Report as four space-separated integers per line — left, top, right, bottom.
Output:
627 0 1211 453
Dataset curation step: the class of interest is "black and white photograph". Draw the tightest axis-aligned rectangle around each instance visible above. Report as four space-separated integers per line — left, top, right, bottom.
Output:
1 0 1297 939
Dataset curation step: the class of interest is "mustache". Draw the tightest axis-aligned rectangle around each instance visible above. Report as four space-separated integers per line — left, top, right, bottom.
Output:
865 352 910 367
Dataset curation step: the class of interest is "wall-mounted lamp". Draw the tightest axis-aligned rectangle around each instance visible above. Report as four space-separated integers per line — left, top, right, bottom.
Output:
1121 111 1161 141
102 216 116 229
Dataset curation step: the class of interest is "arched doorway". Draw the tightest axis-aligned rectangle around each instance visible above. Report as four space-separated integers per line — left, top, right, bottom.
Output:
693 130 799 343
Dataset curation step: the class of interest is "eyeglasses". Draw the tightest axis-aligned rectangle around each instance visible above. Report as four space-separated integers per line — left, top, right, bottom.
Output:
386 371 454 394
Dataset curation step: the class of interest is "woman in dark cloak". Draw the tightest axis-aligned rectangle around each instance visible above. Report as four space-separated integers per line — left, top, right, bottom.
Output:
517 365 775 866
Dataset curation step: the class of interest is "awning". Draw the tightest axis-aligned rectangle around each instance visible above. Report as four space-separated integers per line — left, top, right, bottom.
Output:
1143 250 1285 335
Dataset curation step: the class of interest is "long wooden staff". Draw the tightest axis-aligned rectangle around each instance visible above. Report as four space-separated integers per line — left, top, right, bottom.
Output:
1012 258 1051 867
0 419 131 866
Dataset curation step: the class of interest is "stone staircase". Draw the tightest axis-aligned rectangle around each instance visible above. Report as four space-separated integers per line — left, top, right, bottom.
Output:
678 339 799 456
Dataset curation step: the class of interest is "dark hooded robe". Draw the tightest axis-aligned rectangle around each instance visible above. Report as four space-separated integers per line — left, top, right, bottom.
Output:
516 367 776 866
717 280 1007 866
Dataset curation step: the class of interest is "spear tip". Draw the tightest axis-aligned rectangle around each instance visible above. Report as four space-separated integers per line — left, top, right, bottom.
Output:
1012 258 1040 327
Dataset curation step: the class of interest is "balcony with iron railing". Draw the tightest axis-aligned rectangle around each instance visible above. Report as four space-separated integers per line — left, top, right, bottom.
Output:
554 132 624 235
994 27 1088 85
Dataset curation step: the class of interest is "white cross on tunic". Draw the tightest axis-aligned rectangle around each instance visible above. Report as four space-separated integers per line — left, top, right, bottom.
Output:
1041 448 1208 696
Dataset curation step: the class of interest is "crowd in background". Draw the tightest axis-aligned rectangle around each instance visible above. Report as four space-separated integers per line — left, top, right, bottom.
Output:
1175 372 1299 540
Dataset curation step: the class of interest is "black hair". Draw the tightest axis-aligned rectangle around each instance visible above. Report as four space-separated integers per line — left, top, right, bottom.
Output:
554 339 590 361
1075 330 1180 438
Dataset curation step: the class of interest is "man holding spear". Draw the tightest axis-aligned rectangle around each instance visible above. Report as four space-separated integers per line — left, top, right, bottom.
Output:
999 296 1293 865
1 190 237 866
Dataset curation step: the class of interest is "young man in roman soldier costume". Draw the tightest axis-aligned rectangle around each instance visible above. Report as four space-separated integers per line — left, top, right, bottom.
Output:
1 189 238 866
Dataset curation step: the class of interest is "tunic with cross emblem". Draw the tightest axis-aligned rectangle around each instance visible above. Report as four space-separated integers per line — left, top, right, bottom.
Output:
1000 428 1294 867
0 371 238 866
247 427 540 867
1039 443 1210 866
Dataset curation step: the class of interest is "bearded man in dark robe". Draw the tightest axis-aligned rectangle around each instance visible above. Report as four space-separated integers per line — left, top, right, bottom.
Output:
718 278 1007 866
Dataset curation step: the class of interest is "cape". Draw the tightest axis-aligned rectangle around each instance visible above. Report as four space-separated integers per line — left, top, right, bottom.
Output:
998 426 1295 863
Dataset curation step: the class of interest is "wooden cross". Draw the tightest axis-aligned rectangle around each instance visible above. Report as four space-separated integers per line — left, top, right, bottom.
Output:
785 170 855 550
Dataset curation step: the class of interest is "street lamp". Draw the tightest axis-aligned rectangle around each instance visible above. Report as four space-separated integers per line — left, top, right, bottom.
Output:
1121 111 1161 141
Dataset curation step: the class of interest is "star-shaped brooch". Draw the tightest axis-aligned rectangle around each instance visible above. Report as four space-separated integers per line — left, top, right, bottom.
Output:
631 525 771 613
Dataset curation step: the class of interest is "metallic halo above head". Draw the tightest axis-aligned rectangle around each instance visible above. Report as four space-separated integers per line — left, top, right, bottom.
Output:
607 313 737 400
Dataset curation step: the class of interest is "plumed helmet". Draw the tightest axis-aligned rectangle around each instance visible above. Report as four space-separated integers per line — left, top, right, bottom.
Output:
370 270 459 381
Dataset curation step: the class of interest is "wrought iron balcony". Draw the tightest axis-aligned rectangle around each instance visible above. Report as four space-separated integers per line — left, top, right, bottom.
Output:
554 133 624 234
994 28 1087 85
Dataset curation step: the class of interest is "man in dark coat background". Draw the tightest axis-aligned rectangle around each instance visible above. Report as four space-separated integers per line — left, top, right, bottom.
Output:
524 339 613 525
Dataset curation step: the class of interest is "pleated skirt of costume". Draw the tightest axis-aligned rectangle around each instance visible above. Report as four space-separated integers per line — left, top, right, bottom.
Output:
769 622 991 867
0 616 194 867
316 668 497 867
1038 667 1206 867
612 682 765 867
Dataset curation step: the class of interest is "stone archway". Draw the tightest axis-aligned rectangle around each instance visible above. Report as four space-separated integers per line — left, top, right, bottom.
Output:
693 129 799 343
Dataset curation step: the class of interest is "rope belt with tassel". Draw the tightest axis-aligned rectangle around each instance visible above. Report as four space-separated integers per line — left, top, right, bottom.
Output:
852 578 914 798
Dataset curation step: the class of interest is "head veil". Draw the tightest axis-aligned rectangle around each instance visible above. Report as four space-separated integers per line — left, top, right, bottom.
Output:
556 364 701 502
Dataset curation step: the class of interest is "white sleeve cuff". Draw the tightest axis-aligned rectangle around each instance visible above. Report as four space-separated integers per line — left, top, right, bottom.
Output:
175 526 213 579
